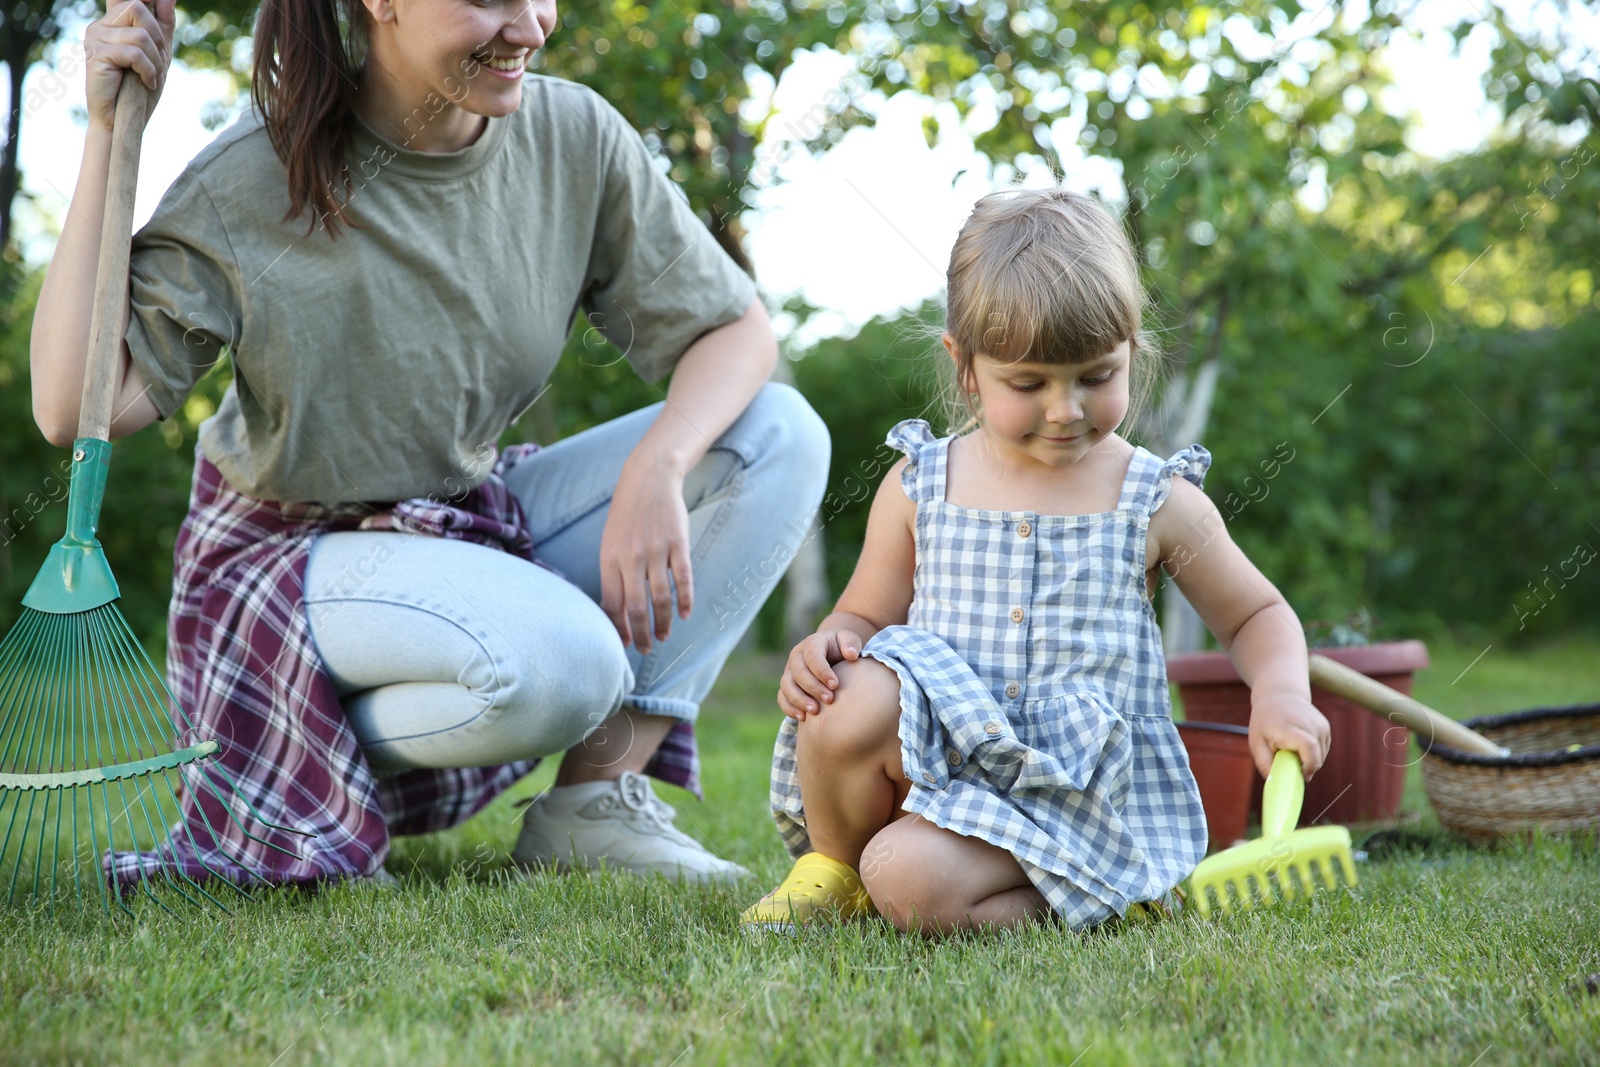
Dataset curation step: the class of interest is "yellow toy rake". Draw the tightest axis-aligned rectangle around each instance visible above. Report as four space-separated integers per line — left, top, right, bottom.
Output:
1186 749 1359 917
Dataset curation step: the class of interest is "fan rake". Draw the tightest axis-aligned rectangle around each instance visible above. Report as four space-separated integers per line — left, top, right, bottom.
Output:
0 557 293 914
1 72 299 915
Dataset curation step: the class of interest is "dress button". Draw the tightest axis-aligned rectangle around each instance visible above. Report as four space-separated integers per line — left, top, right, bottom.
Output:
923 771 937 784
1004 682 1020 698
984 722 1003 735
947 750 962 767
1010 607 1024 623
1018 520 1032 538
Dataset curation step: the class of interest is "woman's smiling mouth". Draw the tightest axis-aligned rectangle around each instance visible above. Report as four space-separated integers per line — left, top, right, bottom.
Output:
476 52 528 76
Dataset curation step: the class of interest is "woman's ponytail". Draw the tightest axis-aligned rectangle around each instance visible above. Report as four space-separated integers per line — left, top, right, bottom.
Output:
251 0 365 240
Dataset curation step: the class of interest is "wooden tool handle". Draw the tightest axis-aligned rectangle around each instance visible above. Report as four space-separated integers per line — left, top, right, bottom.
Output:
78 73 150 443
1309 655 1509 757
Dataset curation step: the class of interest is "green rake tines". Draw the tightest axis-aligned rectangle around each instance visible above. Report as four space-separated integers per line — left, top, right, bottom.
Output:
0 439 298 915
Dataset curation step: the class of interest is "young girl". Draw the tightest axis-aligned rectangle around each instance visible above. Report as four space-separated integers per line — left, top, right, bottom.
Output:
741 189 1331 935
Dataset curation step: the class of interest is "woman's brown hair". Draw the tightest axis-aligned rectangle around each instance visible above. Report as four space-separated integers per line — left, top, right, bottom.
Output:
938 188 1160 434
251 0 368 240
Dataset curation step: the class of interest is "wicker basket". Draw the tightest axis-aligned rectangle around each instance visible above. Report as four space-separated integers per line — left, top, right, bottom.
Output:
1420 702 1600 840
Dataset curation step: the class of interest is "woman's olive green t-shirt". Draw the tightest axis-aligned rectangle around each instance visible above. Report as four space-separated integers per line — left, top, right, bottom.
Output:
124 75 757 504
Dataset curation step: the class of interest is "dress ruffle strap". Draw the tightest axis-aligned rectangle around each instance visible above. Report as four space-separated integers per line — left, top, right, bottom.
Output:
1149 444 1211 513
884 418 940 503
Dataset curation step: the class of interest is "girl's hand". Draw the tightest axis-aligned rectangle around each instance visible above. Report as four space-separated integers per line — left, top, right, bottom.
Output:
778 629 865 721
85 0 176 131
1247 691 1331 780
599 453 692 655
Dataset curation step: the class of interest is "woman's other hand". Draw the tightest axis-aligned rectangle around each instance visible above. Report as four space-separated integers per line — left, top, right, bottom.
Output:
778 629 865 721
85 0 175 130
599 451 692 655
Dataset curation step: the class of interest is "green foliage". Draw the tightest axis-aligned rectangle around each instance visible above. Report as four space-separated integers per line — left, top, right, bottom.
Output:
1192 300 1600 645
786 309 943 597
534 0 1600 647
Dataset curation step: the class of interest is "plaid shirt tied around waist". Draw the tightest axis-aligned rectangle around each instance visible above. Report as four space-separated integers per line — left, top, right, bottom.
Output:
106 445 699 891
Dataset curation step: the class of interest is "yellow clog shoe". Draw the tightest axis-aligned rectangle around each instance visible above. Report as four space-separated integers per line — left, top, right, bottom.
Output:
739 852 875 933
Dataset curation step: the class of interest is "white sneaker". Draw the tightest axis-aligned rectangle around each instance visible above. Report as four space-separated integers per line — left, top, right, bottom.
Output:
511 771 752 885
366 865 400 889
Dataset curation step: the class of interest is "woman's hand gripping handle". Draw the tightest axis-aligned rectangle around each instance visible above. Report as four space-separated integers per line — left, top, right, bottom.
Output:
86 0 175 127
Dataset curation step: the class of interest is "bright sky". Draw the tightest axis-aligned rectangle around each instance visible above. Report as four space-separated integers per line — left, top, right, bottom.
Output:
13 0 1593 349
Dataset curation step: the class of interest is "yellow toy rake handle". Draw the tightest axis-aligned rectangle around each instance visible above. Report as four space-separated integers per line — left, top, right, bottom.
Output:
1260 749 1306 840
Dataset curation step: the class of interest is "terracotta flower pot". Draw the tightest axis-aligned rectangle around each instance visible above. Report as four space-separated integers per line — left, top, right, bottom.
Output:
1168 640 1430 827
1174 721 1256 852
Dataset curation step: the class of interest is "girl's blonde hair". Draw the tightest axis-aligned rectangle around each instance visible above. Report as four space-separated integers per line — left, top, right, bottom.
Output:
938 189 1160 434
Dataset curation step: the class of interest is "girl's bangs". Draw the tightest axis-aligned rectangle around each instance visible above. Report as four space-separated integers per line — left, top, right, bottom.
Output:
959 262 1135 365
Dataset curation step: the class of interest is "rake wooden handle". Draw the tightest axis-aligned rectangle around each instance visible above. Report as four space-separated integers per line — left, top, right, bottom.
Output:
79 72 150 443
1309 655 1509 757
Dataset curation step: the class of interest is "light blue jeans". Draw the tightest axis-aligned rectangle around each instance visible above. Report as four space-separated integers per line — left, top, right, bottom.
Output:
303 382 829 773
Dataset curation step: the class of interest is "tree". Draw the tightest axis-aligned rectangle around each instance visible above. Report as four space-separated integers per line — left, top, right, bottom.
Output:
2 0 82 251
4 0 259 249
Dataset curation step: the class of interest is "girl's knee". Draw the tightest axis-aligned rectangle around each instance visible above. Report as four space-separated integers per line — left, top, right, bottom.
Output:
834 656 900 708
860 832 942 932
795 657 901 762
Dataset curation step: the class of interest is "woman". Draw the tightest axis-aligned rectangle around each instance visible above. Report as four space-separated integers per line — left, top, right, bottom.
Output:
31 0 828 887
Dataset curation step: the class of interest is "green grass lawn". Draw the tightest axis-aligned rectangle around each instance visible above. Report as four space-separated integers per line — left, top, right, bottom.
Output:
3 636 1597 1065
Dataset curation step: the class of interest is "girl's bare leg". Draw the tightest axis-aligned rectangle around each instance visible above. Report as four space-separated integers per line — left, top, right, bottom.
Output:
861 814 1051 935
794 657 912 867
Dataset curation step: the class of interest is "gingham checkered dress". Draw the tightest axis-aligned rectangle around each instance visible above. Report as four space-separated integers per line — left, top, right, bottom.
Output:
770 419 1210 930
